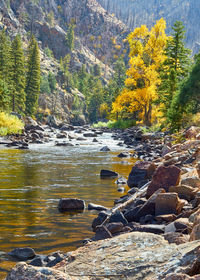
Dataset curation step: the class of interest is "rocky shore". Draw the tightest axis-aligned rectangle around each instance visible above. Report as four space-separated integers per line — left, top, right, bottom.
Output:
3 123 200 279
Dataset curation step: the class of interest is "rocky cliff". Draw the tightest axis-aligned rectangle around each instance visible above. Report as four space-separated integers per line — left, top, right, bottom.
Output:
97 0 200 54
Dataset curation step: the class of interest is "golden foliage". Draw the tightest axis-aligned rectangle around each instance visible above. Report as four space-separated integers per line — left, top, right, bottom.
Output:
0 112 24 135
112 18 167 125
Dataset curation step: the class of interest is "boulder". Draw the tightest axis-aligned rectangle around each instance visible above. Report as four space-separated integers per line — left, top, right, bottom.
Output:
117 152 130 158
135 188 166 221
164 232 190 245
169 185 199 201
155 193 184 216
181 177 200 189
83 132 97 137
92 211 110 231
106 222 124 234
109 210 128 225
131 223 165 234
93 225 112 241
29 256 44 267
58 198 85 212
88 203 108 211
100 169 118 179
100 146 111 152
8 247 36 261
190 223 200 241
127 161 156 188
147 165 181 197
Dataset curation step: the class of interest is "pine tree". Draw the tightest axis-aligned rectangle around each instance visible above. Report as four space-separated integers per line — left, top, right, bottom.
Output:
0 30 11 110
25 36 40 116
65 23 75 51
10 35 26 113
159 21 191 115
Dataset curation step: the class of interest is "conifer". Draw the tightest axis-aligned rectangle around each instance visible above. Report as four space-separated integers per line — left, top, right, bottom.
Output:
10 35 26 113
25 36 40 116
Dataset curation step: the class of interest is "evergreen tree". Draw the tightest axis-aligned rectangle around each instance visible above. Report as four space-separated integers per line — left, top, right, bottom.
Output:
159 21 191 115
10 35 26 113
0 30 11 110
168 52 200 130
65 23 75 51
25 36 40 116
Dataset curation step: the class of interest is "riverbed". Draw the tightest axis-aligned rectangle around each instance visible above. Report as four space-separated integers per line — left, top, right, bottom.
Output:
0 132 135 279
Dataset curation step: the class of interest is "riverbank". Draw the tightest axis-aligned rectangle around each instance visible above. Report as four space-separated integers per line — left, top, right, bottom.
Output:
4 124 200 279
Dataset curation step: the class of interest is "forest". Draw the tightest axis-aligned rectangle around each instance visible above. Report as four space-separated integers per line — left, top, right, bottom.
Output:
0 18 199 135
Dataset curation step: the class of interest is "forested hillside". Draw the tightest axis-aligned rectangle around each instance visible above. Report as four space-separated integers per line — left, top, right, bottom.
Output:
97 0 200 54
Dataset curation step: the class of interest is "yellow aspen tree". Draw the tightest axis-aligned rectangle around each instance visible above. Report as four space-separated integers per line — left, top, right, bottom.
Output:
112 18 167 126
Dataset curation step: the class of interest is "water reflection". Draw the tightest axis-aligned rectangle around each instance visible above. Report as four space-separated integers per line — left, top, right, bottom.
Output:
0 135 136 279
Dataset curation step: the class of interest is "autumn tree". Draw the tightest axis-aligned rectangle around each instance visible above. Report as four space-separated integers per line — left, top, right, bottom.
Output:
10 35 26 113
112 18 167 126
25 36 40 116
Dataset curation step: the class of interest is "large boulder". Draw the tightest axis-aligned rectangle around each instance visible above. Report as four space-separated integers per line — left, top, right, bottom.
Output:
58 198 85 212
147 165 181 197
155 193 184 216
127 161 156 188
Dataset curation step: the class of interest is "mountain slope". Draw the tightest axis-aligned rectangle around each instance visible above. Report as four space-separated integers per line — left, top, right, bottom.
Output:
97 0 200 54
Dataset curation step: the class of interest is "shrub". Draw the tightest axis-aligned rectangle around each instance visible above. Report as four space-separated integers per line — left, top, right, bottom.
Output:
93 119 136 129
0 112 24 135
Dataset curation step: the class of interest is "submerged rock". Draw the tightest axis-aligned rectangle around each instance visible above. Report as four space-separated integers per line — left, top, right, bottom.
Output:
8 247 36 261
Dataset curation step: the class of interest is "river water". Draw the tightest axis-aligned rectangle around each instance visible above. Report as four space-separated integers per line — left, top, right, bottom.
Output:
0 131 135 279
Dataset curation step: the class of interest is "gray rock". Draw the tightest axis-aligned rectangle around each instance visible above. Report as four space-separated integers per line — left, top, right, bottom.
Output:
100 169 118 178
100 146 111 152
88 203 108 211
8 247 36 261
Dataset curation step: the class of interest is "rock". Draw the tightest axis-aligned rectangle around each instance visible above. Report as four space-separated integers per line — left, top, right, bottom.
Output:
88 203 108 211
100 146 111 151
165 273 194 280
77 136 87 141
117 152 130 158
109 210 128 225
181 177 200 189
56 133 67 139
156 214 177 223
134 188 166 221
162 145 172 157
147 165 181 197
46 252 64 267
55 142 74 147
190 223 200 241
115 176 127 185
155 193 184 216
184 126 200 139
46 115 59 128
93 225 113 241
106 222 124 234
127 161 156 188
29 256 44 267
164 232 190 245
169 185 199 201
117 186 125 192
6 232 200 280
83 132 97 137
100 169 118 178
131 223 165 234
92 211 110 231
92 138 98 142
165 218 192 234
58 198 85 212
8 247 36 261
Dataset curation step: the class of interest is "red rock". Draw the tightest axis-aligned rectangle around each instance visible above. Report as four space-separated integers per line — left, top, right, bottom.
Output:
147 165 181 197
155 193 184 216
190 223 200 241
164 232 190 245
127 160 156 188
155 214 177 223
165 274 192 280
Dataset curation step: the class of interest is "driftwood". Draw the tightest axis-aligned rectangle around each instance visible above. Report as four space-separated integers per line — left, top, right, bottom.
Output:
101 182 150 226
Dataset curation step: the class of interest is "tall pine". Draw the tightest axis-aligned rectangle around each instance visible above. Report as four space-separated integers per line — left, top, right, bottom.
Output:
159 21 191 115
25 36 40 116
0 30 11 110
10 35 26 113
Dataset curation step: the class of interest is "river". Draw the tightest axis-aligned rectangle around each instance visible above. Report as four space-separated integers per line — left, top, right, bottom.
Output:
0 131 135 279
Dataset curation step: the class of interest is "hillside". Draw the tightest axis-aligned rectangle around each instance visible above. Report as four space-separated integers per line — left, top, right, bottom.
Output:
97 0 200 54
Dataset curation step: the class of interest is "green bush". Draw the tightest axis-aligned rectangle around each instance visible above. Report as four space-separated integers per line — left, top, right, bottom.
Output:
93 119 136 129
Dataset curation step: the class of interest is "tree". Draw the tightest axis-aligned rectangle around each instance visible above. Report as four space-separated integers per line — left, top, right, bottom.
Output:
65 23 75 51
25 36 40 116
10 35 26 113
112 18 167 125
159 21 191 115
168 52 200 130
